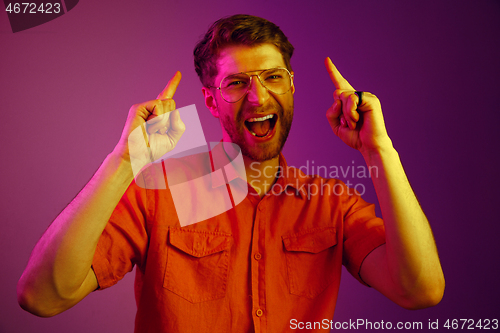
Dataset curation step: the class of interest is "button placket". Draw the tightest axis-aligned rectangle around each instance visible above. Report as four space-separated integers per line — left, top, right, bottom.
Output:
251 200 267 331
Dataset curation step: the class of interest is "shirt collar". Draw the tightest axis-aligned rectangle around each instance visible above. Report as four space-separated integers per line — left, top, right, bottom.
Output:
209 141 247 189
272 153 309 199
209 142 310 199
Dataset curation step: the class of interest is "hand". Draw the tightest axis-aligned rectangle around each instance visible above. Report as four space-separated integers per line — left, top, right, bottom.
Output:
324 57 391 154
115 71 186 169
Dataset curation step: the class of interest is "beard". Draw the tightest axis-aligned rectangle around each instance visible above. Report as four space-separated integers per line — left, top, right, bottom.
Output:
220 98 294 162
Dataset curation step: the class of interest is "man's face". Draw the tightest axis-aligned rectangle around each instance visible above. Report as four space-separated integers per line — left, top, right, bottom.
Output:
204 44 294 162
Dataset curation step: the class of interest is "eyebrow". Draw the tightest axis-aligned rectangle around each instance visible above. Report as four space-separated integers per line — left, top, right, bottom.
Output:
225 66 285 76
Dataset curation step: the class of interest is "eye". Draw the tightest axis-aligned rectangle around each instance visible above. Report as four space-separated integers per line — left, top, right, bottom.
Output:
223 75 249 89
263 69 286 82
227 80 246 87
264 74 283 82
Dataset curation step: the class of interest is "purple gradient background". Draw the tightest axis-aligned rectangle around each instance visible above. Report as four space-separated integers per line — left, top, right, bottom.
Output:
1 0 499 332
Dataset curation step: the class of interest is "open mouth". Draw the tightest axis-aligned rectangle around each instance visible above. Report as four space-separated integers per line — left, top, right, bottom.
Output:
244 114 277 138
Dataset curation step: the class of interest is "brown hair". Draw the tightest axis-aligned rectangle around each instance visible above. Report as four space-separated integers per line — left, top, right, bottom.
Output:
194 14 294 88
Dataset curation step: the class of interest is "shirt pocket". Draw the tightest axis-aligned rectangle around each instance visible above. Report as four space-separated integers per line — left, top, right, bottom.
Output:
164 227 232 303
282 227 338 299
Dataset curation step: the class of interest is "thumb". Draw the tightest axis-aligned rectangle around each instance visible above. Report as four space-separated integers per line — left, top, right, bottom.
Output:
166 109 186 144
326 99 341 129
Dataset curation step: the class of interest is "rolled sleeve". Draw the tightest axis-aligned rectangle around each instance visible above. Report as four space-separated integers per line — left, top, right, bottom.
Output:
92 180 150 290
342 192 386 286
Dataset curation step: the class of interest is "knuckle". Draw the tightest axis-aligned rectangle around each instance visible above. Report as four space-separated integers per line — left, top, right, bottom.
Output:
339 91 351 101
348 93 357 103
326 108 334 119
366 91 378 100
130 103 143 114
155 98 164 106
163 117 171 128
157 113 169 125
366 92 381 107
162 99 176 111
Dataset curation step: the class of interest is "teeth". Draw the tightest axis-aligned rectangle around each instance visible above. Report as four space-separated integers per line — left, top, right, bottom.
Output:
247 114 274 122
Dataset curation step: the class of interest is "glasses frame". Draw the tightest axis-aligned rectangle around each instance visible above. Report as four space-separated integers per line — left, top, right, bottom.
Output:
209 67 294 103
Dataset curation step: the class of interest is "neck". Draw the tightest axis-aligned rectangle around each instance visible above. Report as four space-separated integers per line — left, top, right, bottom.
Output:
220 134 280 198
243 154 280 198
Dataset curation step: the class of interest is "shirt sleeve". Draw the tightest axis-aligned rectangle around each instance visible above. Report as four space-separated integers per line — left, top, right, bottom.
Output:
92 180 150 290
341 186 386 286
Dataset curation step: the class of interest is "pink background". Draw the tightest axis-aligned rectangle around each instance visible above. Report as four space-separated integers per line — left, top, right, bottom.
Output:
1 0 499 332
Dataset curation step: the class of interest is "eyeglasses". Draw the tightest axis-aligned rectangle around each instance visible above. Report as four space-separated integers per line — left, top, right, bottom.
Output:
210 67 294 103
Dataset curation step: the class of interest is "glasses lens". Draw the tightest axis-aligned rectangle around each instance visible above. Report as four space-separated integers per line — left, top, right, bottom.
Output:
259 68 292 95
221 74 250 103
220 68 292 103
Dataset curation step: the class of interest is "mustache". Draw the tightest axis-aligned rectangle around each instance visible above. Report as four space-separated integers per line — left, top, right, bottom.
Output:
238 101 284 121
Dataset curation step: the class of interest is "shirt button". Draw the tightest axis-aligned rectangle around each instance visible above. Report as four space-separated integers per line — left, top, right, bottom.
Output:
256 309 264 317
254 253 262 260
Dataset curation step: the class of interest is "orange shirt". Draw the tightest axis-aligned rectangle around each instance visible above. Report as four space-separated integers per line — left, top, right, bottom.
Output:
92 144 385 333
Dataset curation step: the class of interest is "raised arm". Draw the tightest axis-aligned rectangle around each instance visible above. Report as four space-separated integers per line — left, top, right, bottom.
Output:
17 72 185 317
324 57 445 309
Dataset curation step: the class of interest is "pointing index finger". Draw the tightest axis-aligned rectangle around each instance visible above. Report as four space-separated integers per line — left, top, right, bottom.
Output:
157 71 182 100
324 57 354 91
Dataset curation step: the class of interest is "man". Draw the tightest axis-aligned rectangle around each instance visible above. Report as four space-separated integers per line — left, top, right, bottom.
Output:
18 14 444 332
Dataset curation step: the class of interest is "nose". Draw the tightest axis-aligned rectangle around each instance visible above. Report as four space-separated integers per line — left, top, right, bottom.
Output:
245 75 269 106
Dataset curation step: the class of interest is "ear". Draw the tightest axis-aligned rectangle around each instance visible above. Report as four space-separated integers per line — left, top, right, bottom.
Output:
291 71 295 95
202 87 219 118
